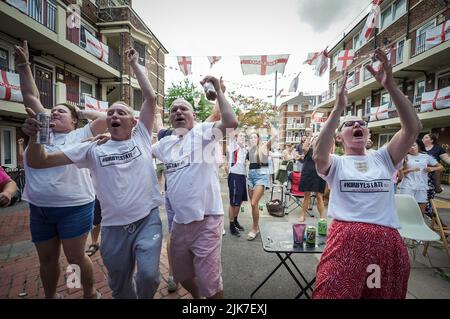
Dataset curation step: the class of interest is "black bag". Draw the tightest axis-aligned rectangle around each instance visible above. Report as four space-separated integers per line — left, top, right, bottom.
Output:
266 185 284 217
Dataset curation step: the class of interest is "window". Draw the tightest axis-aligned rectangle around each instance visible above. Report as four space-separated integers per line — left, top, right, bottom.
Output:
133 41 146 66
353 30 363 51
0 47 9 71
330 52 338 69
365 97 372 116
393 0 406 20
381 92 391 108
414 79 425 105
363 62 372 81
396 39 405 64
133 89 143 110
1 127 16 167
330 82 336 97
378 133 394 148
381 6 393 29
415 19 435 54
80 25 95 48
287 105 293 112
80 80 94 105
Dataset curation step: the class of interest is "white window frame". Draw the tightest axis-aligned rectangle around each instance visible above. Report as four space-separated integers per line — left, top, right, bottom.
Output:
365 97 372 116
353 30 363 51
415 19 436 53
79 76 96 105
287 104 294 112
435 67 450 90
0 127 17 168
330 52 338 69
0 40 14 71
392 0 406 21
378 133 395 148
395 38 406 64
381 0 407 31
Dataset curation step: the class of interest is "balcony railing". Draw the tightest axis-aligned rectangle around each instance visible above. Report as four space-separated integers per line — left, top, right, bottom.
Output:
413 20 449 57
4 0 57 31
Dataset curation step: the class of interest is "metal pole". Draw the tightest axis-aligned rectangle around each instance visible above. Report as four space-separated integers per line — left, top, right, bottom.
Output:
274 71 278 108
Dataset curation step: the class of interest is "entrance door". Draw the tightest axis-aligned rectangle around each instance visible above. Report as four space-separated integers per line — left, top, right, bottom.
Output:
35 64 53 109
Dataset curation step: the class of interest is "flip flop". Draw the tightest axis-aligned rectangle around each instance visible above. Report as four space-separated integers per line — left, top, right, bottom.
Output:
86 244 99 257
247 230 260 241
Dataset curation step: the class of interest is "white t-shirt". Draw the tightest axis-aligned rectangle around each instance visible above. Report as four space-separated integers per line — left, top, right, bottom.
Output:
398 153 437 191
23 125 95 207
228 140 247 175
152 122 224 224
62 121 163 226
320 146 402 229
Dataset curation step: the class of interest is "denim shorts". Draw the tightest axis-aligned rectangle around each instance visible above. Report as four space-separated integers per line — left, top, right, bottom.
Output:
247 168 270 190
29 201 94 243
165 193 175 233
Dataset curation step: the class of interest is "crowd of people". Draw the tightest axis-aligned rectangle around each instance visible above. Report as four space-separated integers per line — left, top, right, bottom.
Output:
4 40 449 299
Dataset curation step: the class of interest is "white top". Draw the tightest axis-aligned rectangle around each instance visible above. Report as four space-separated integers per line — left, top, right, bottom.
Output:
62 121 163 226
152 122 224 224
23 125 95 207
319 146 402 229
398 153 437 191
228 139 247 175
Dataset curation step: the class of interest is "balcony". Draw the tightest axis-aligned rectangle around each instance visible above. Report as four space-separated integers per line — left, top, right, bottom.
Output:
286 123 305 130
285 137 301 143
2 0 57 32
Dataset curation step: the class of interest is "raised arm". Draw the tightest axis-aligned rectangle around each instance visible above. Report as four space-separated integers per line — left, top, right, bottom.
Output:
76 107 107 136
17 138 25 168
313 74 348 176
153 104 165 133
126 48 156 133
202 76 238 135
366 48 421 165
205 78 226 122
14 41 45 114
22 108 73 169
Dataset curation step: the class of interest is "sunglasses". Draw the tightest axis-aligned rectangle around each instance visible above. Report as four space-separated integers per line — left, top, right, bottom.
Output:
342 120 367 128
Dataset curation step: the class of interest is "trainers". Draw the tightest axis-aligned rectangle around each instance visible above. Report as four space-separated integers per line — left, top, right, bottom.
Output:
167 276 178 293
234 220 245 231
222 228 226 236
230 226 241 237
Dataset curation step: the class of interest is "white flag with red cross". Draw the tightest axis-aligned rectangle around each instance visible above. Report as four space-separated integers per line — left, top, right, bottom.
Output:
311 110 326 123
425 20 450 49
85 31 109 63
369 103 389 121
207 56 222 68
6 0 28 13
336 50 355 72
239 55 289 76
360 2 382 45
314 49 329 77
84 95 108 112
0 70 23 103
345 72 355 89
303 52 320 65
177 56 192 76
420 86 450 112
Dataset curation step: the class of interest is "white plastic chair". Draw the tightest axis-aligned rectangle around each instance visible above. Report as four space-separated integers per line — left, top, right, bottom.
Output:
395 194 440 262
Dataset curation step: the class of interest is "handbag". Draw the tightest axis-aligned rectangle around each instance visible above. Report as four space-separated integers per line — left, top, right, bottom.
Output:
266 185 284 217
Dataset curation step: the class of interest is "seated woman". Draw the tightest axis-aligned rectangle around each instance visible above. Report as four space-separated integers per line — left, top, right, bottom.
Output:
0 166 17 207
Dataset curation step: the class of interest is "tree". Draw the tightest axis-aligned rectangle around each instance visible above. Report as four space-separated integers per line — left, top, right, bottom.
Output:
164 79 214 122
227 91 277 128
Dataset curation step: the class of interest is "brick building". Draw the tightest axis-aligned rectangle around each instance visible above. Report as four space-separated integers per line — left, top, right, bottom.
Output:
0 0 167 168
315 0 450 149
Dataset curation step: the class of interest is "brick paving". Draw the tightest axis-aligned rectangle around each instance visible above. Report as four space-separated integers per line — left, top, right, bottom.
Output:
0 208 191 299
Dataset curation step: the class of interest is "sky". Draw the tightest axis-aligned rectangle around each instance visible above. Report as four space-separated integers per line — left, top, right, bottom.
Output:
133 0 372 105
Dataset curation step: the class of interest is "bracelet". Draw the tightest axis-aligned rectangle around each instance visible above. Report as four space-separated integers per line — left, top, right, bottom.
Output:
16 62 31 67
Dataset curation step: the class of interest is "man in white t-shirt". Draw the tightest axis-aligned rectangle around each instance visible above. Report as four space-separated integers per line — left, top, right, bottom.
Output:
398 141 443 215
23 49 163 299
152 75 238 299
227 131 248 236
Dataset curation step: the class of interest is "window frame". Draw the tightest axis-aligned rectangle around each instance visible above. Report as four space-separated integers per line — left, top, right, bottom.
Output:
79 77 96 106
0 127 17 168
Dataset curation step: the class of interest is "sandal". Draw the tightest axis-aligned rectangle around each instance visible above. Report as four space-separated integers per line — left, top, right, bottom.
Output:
247 230 260 241
86 244 99 257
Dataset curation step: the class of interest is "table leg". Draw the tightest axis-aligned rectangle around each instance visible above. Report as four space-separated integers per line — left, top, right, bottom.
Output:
276 253 311 299
250 255 288 298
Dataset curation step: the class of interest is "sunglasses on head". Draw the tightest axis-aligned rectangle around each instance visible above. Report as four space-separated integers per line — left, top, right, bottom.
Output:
342 120 367 127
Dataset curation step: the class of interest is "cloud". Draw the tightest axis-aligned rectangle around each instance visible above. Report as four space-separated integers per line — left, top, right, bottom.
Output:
297 0 368 32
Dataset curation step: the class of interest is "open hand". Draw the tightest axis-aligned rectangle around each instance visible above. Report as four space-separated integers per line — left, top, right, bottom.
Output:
365 48 394 88
14 40 29 66
335 73 349 109
82 133 111 145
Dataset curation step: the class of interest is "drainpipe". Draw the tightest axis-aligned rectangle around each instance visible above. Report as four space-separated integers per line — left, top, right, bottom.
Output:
406 0 411 40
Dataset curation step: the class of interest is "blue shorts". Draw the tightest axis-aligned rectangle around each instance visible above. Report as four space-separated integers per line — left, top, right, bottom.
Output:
165 194 175 233
228 173 248 206
247 169 270 190
29 201 95 243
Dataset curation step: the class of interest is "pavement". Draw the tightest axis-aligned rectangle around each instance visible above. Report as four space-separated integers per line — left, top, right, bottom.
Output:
0 176 449 299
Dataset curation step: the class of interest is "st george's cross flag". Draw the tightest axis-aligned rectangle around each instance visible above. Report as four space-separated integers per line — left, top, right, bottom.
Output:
360 1 382 45
0 70 23 102
85 31 109 63
84 95 108 112
336 50 355 72
303 52 320 65
177 56 192 76
289 73 301 92
420 86 450 112
425 20 450 50
239 55 289 76
207 56 222 68
314 49 329 77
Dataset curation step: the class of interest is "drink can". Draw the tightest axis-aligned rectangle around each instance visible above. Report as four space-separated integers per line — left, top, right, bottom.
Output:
203 81 217 101
240 206 245 213
306 226 316 247
318 218 328 236
36 112 52 145
258 203 263 211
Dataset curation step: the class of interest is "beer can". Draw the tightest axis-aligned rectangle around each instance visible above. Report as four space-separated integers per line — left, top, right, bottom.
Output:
318 218 328 236
203 81 217 101
240 206 245 213
258 203 263 211
306 226 316 247
36 112 52 145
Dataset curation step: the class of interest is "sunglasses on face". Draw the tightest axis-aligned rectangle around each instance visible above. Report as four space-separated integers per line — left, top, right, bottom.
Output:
342 120 367 128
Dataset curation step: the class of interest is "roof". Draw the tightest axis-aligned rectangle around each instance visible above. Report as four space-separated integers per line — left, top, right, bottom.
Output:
281 93 318 107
